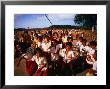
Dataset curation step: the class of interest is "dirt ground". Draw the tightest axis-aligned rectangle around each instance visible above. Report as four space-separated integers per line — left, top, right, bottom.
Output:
14 58 29 76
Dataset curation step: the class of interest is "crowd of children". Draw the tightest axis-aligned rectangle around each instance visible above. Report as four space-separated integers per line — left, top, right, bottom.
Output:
15 29 97 76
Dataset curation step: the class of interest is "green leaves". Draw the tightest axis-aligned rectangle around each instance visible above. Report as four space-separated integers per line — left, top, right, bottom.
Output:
74 14 97 29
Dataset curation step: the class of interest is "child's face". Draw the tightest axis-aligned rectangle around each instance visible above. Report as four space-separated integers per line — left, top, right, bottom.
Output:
44 38 48 43
79 38 83 42
66 45 71 51
68 39 72 42
90 45 96 49
82 42 86 46
52 41 57 46
31 44 35 48
53 33 58 38
38 37 40 41
36 51 40 58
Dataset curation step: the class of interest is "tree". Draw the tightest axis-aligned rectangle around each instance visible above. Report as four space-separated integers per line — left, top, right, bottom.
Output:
74 14 97 30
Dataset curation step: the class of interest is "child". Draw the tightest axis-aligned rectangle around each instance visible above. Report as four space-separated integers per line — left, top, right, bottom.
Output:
87 41 97 55
60 42 75 75
76 37 83 51
50 39 60 61
67 37 73 43
49 39 61 75
52 32 59 41
85 41 97 70
35 36 42 48
62 31 69 43
31 48 48 76
41 35 51 52
79 39 89 57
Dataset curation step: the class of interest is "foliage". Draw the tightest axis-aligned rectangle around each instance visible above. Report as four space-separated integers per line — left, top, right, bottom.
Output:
74 14 97 29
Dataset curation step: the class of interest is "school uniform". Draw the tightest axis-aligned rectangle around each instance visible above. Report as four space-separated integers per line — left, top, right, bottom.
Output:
35 41 41 48
50 46 59 61
62 36 68 43
79 45 90 56
78 45 90 70
50 44 62 61
59 48 75 75
76 41 82 52
31 55 48 76
41 41 51 52
76 41 82 48
49 45 61 75
84 47 96 69
63 49 74 63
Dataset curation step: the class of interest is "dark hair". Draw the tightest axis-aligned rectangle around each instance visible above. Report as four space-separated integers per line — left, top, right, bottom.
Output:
90 41 97 47
82 39 87 43
51 39 58 43
31 32 33 34
34 33 38 38
65 31 68 34
66 42 72 48
53 32 58 36
43 35 49 39
51 39 58 47
79 37 83 40
67 37 73 42
35 48 43 57
37 36 42 41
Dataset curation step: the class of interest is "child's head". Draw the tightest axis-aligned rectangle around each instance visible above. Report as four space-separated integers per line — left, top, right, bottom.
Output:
31 31 33 35
79 37 83 42
31 43 35 49
67 37 73 43
53 32 58 38
65 31 68 36
35 48 43 57
90 41 97 49
37 36 42 42
51 39 58 47
65 42 72 51
82 39 87 46
44 35 49 43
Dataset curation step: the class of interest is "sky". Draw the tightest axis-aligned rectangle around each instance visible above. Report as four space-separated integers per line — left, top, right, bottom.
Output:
14 14 76 29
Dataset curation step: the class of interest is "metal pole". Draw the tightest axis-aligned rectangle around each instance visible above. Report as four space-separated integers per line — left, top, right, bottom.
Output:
45 14 53 35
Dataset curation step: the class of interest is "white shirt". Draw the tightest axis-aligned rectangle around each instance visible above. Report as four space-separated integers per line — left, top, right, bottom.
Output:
76 41 82 48
87 47 95 56
59 48 66 58
80 45 90 56
37 42 41 48
31 55 47 70
41 41 51 52
57 44 62 49
50 47 58 61
59 48 74 63
62 36 68 43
